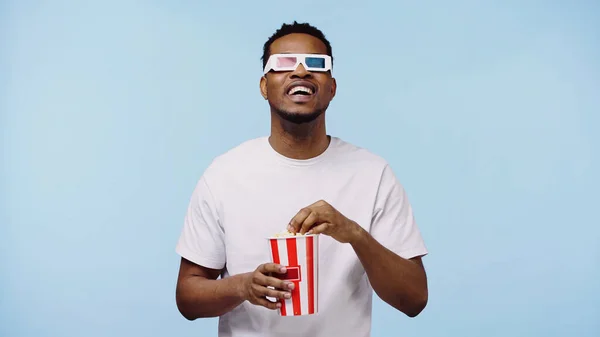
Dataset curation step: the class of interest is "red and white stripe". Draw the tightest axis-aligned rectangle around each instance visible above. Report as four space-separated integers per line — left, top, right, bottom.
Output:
269 235 319 316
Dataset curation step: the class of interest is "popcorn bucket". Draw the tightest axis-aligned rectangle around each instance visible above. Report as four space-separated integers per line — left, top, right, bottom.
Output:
267 234 319 316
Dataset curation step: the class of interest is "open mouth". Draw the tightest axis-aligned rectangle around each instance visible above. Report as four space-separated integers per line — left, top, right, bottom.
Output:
286 81 317 102
288 86 314 96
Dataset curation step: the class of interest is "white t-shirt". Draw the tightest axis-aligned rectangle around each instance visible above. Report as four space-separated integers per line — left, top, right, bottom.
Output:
176 136 428 337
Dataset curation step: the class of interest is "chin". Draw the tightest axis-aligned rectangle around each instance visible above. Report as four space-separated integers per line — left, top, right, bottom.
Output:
274 107 323 124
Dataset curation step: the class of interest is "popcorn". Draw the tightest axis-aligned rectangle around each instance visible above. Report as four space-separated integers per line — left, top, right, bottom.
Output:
272 229 302 237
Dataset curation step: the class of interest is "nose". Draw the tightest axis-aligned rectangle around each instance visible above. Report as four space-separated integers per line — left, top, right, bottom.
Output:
290 63 312 78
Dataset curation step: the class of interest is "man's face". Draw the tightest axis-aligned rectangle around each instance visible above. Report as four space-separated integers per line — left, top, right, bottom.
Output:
260 33 337 124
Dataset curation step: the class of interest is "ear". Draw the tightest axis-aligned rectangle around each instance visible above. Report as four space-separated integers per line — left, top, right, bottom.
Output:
260 75 268 100
330 77 337 100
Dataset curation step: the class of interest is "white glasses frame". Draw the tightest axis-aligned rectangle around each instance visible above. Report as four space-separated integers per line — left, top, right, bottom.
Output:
263 54 333 75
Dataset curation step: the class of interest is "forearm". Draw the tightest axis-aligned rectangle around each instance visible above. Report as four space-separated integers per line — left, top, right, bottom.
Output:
176 273 247 320
350 225 428 317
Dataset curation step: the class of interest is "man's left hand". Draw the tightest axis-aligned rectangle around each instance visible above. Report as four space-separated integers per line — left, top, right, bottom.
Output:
287 200 363 244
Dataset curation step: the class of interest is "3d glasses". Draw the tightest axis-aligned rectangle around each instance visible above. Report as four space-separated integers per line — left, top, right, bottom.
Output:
263 54 332 74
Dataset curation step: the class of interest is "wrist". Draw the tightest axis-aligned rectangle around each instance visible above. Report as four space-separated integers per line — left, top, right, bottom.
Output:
234 273 250 302
349 221 368 246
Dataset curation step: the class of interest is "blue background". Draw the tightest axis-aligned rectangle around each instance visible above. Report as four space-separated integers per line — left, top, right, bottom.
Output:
1 1 599 336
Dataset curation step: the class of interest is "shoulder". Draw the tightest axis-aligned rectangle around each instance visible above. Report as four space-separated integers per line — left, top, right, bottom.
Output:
214 136 267 163
330 137 390 171
202 136 268 178
329 137 405 189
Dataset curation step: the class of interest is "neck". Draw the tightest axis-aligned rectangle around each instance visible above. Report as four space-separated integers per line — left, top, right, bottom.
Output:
269 112 330 160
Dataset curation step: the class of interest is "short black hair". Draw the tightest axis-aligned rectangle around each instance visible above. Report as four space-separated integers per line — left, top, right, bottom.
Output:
261 21 333 69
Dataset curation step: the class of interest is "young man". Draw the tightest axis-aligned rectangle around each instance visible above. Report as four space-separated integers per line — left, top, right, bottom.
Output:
175 22 429 337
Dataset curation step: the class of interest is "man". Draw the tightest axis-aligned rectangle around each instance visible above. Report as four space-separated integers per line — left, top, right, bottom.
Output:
175 21 428 337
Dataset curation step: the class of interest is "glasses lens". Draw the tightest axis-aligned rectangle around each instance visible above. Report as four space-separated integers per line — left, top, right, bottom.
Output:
305 57 326 69
276 56 297 68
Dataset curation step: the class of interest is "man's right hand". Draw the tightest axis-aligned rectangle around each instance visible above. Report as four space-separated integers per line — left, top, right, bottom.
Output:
240 263 295 310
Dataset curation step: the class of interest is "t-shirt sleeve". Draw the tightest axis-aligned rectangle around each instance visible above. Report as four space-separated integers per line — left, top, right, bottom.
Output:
369 164 428 260
175 175 226 270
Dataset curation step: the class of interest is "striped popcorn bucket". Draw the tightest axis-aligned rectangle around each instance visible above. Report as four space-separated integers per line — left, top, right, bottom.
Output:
267 234 319 316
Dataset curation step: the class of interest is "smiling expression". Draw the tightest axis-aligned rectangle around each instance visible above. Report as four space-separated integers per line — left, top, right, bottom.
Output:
260 33 337 124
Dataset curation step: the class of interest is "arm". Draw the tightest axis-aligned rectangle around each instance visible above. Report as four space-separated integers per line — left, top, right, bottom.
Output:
175 257 294 320
349 227 428 317
289 201 428 317
176 175 294 320
175 257 245 320
175 175 247 319
289 166 429 317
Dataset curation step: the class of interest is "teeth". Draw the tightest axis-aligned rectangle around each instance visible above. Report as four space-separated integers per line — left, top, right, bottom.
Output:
288 86 313 95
